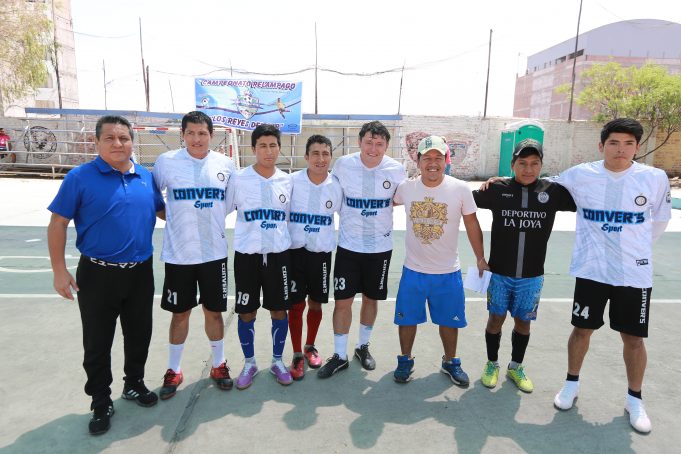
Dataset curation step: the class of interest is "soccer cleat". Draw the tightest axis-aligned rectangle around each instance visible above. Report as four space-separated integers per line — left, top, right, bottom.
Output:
89 402 114 435
290 356 305 381
507 364 534 393
441 357 470 387
554 381 579 410
393 355 415 383
317 354 349 379
210 362 234 390
160 369 184 400
481 361 500 389
236 362 259 390
121 379 158 407
354 344 376 370
270 360 294 385
304 345 323 369
625 396 652 433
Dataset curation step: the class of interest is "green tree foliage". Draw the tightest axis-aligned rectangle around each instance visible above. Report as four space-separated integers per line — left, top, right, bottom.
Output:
558 62 681 159
0 0 53 109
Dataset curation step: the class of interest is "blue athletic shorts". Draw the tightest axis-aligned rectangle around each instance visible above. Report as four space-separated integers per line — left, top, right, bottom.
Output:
394 267 466 328
486 274 544 321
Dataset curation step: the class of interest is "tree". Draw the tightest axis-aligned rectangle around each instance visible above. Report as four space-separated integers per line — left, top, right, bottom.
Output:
557 62 681 159
0 0 53 112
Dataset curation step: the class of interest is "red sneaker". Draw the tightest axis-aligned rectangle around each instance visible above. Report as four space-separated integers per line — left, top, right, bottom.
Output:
304 345 322 369
290 356 305 381
210 362 234 390
160 369 183 400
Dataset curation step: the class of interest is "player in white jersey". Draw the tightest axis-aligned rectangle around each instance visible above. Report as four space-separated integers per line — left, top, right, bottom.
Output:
153 111 236 399
552 119 671 434
227 124 294 389
287 135 343 380
318 121 407 378
392 136 489 386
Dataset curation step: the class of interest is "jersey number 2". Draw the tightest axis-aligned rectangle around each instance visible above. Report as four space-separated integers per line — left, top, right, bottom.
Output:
572 302 589 319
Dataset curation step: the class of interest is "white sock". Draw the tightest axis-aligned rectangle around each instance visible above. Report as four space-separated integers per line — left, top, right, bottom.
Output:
168 343 184 373
209 339 225 368
356 324 373 348
509 361 520 370
334 333 348 360
245 356 257 365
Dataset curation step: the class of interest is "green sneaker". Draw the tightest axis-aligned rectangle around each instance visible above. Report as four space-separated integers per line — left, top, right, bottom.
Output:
481 361 500 388
507 364 534 393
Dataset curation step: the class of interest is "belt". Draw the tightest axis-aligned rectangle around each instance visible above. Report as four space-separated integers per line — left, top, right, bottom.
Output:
86 256 144 269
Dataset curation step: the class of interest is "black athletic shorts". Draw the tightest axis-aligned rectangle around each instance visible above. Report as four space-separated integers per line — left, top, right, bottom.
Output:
571 277 651 337
289 247 332 304
161 257 229 313
333 246 392 301
233 250 291 314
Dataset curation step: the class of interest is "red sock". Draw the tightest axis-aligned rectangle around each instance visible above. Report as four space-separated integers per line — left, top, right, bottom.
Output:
288 301 305 353
305 307 323 346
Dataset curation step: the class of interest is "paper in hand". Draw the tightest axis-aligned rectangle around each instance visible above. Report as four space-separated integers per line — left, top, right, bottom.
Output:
463 266 492 293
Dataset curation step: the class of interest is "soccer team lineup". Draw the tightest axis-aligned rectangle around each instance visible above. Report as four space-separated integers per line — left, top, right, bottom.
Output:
43 111 672 436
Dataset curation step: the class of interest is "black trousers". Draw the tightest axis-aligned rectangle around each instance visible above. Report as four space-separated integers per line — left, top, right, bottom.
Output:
76 256 154 409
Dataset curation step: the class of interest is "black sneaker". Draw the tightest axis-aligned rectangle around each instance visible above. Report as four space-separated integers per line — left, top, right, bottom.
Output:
89 403 114 435
317 354 349 379
354 344 376 370
122 379 158 407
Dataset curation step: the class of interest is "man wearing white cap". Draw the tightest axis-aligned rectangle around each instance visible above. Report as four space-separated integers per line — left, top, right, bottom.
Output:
392 135 489 385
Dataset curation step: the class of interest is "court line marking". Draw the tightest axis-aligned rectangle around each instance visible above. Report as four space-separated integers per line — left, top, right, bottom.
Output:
0 255 78 273
0 295 679 304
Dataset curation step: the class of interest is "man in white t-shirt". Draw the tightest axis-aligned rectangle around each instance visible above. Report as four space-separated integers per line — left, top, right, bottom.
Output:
287 134 343 380
391 135 489 385
552 118 671 434
318 121 407 378
227 124 294 389
153 111 237 399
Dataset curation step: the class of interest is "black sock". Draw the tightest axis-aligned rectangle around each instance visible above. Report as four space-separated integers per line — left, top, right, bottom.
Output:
628 388 642 399
511 330 530 364
566 373 579 382
485 330 502 362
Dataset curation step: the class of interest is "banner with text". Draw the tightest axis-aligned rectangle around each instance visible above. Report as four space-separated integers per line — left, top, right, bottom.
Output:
195 78 303 134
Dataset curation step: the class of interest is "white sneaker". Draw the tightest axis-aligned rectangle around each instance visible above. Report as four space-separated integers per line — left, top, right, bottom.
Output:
554 381 579 410
625 396 652 433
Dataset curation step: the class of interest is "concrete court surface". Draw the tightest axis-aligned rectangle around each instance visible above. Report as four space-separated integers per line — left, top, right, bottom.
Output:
1 177 680 454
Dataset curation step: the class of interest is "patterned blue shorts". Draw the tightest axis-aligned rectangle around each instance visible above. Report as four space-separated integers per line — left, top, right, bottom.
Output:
487 274 544 321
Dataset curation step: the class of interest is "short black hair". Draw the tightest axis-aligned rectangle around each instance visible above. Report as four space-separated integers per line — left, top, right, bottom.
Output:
600 118 643 144
251 124 281 147
305 134 332 155
358 121 390 143
181 111 213 135
95 115 133 140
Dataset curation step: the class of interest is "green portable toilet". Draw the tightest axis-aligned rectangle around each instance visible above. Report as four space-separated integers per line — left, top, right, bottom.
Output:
499 120 545 176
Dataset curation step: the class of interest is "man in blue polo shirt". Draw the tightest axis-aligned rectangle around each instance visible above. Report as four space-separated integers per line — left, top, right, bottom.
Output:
47 115 165 436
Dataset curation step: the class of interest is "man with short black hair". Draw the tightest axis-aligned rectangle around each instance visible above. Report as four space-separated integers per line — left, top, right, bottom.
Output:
153 111 237 400
228 124 294 389
318 121 407 378
552 118 671 433
47 115 164 435
287 134 342 380
473 139 576 393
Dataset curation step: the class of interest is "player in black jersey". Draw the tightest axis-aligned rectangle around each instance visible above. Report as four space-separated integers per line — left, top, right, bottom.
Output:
473 139 575 392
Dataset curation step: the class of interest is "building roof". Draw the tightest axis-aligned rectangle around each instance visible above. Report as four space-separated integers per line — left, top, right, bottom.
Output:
527 19 681 72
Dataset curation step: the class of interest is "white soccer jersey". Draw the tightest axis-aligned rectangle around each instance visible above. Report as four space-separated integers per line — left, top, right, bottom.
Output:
556 160 671 288
288 170 343 253
153 149 236 265
227 166 292 254
332 153 406 253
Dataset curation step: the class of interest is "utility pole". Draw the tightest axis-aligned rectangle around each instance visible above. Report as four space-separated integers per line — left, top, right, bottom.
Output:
567 0 584 122
51 1 63 108
102 60 107 110
139 18 149 111
168 80 175 112
397 61 405 115
314 22 319 114
483 29 492 118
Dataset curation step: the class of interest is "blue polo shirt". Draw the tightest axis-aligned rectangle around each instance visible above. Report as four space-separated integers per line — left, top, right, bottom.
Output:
48 156 165 263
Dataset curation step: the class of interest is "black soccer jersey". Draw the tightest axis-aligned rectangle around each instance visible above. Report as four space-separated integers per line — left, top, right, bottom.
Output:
473 178 576 278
